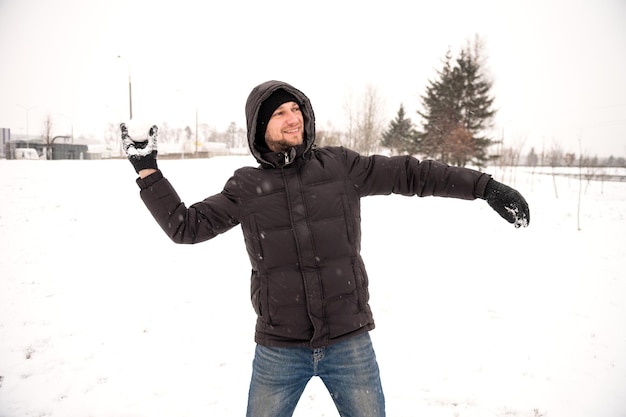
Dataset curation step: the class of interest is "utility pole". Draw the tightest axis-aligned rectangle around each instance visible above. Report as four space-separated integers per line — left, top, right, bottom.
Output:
117 55 133 120
16 104 36 146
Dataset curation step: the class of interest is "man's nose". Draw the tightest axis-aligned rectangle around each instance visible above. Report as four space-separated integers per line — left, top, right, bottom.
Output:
286 111 299 124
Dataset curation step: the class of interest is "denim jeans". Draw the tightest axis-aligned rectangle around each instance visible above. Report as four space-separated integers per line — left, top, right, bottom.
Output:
246 332 385 417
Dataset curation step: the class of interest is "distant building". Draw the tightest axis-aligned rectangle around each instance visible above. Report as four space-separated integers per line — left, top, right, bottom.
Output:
0 128 9 159
4 139 88 160
14 148 39 160
50 142 89 160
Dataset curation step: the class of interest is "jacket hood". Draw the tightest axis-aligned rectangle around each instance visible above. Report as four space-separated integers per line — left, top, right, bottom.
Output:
245 80 316 167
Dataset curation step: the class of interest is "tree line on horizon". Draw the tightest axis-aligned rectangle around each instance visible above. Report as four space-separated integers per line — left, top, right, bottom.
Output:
33 35 623 167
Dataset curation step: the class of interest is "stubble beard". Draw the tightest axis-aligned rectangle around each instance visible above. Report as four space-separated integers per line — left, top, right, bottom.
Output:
267 135 303 153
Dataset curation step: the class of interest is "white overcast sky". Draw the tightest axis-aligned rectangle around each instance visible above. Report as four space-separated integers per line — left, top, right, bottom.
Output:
1 0 625 156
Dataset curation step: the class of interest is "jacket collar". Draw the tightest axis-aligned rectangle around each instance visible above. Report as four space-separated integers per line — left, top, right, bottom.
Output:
259 144 306 168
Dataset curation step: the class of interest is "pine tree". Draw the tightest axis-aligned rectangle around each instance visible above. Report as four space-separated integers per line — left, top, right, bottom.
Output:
381 103 415 154
415 37 496 167
455 39 496 167
415 49 460 161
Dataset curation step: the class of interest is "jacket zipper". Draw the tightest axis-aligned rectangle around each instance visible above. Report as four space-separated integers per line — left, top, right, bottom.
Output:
281 162 318 342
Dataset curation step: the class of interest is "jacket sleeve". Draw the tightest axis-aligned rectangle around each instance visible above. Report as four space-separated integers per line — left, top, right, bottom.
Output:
136 170 240 244
341 148 491 200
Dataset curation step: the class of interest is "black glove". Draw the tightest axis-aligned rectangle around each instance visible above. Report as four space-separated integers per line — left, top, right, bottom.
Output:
484 179 530 228
120 123 158 173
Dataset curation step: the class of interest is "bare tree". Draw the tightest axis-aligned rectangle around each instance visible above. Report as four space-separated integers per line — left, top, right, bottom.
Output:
42 114 53 160
500 133 526 185
41 114 72 159
358 84 385 155
547 140 563 199
215 122 245 150
526 147 539 191
197 123 213 144
577 134 583 231
342 90 357 150
581 154 602 193
170 127 183 145
343 84 385 155
316 124 343 148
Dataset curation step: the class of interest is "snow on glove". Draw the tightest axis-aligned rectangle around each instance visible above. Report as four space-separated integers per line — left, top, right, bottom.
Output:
484 179 530 228
120 122 158 173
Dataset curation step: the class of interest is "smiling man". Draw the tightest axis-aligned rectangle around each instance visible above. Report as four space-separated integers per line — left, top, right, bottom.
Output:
121 79 530 417
256 89 304 153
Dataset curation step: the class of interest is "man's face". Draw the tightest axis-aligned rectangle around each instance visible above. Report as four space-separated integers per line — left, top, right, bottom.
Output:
264 101 304 152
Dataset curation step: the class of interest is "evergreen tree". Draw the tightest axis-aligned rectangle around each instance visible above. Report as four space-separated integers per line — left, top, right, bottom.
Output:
381 103 415 154
414 49 460 161
415 37 496 167
455 41 496 166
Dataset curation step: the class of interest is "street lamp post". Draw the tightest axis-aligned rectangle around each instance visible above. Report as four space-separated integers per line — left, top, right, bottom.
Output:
16 104 36 146
117 55 133 120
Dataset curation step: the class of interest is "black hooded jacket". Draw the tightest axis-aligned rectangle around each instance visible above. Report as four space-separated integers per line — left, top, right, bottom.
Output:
136 80 491 348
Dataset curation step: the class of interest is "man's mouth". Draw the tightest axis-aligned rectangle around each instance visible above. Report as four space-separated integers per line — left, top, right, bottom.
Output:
285 128 300 134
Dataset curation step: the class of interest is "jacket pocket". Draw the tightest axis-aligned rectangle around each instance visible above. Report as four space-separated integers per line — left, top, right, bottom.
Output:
250 271 272 325
352 261 370 311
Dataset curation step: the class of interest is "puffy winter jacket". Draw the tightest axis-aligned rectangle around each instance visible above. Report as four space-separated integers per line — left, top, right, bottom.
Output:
136 80 492 348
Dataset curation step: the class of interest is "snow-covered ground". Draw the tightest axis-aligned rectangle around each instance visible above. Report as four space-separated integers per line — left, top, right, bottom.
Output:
0 156 624 417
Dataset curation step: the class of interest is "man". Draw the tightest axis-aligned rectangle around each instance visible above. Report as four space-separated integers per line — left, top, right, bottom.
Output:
121 80 529 417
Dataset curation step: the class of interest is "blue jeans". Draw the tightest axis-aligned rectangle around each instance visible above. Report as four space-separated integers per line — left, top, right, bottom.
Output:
246 332 385 417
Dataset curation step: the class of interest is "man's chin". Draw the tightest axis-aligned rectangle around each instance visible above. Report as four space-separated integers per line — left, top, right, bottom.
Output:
268 137 303 152
283 139 304 148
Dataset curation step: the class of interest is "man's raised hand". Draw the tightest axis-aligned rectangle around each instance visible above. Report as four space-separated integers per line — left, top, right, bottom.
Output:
120 123 158 173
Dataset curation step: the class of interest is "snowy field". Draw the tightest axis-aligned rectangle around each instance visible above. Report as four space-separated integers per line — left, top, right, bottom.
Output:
0 156 624 417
